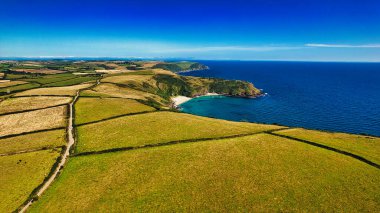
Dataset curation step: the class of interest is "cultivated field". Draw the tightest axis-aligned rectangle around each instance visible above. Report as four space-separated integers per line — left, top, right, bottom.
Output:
1 60 378 212
0 129 66 155
0 96 72 114
29 134 380 212
0 106 67 137
14 83 93 96
75 111 282 153
0 80 27 88
0 149 61 212
75 97 155 125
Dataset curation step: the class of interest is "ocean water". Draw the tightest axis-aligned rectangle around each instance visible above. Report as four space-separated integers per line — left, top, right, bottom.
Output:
180 61 380 136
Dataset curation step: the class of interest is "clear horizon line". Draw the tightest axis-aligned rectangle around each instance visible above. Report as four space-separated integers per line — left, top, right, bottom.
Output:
1 56 379 63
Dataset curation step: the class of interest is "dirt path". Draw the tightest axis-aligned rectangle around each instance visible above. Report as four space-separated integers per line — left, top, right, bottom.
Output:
19 91 79 212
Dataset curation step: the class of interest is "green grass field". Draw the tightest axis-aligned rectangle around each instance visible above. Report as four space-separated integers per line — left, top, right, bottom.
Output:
0 129 66 154
29 134 380 212
275 128 380 165
0 149 61 212
44 76 99 87
75 97 155 125
0 83 40 95
75 111 281 153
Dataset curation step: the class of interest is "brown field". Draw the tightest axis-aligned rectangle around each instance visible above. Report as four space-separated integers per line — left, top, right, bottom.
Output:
0 129 66 155
0 96 72 114
14 83 93 97
0 106 67 137
10 69 65 74
0 73 4 78
0 81 27 88
0 149 61 212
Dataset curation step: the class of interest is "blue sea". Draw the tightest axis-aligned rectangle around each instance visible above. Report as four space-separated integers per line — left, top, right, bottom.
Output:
180 61 380 136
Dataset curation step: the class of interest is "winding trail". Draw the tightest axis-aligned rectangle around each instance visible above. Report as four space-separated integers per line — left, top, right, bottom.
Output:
19 91 79 212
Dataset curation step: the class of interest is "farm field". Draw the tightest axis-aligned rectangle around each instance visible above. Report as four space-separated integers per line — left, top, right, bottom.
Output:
0 60 378 212
0 149 61 212
14 83 93 96
75 111 282 153
0 80 27 88
0 96 71 114
0 106 67 137
75 97 155 125
29 134 380 212
0 129 66 155
0 83 40 95
275 128 380 165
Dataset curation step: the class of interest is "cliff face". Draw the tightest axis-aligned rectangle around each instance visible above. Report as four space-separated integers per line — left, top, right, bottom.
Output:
152 62 209 73
153 74 262 99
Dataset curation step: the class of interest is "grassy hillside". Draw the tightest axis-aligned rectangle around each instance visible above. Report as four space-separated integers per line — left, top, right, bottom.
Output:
152 61 209 72
0 60 379 212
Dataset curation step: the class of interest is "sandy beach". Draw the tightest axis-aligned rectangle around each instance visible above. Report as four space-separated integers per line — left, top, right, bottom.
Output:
171 93 220 107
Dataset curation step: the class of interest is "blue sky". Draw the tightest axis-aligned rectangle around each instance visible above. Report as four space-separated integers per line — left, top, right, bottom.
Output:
1 0 380 61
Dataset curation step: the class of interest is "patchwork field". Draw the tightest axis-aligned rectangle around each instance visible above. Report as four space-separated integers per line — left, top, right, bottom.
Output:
0 149 61 212
0 80 27 88
0 83 40 95
14 83 93 96
75 97 155 125
1 60 379 212
0 96 72 114
0 129 66 155
0 106 67 137
75 111 282 153
29 134 380 212
276 128 380 165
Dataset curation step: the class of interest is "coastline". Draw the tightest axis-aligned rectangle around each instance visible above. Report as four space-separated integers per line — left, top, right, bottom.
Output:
171 93 220 108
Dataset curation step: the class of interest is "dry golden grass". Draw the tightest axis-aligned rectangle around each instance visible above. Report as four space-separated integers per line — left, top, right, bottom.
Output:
0 129 66 154
0 96 72 114
76 111 281 153
0 149 61 212
276 128 380 164
30 134 380 212
0 73 4 79
0 80 27 88
101 74 154 85
0 106 67 137
88 83 165 103
14 83 93 97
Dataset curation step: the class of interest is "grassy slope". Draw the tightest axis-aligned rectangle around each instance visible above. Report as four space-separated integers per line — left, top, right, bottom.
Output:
276 128 380 164
75 111 282 153
29 134 379 212
75 98 155 125
0 149 61 212
0 129 66 154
